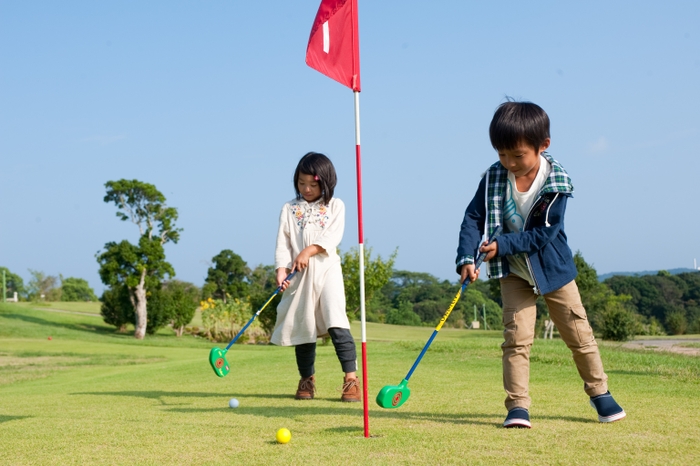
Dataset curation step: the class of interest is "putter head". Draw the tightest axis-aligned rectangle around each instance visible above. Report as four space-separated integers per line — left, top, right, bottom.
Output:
209 347 230 377
376 379 410 409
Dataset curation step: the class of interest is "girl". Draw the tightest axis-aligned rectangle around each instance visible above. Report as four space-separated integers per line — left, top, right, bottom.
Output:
272 152 360 402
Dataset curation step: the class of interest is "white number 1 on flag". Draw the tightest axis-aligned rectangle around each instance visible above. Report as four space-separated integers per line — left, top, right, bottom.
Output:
323 21 329 53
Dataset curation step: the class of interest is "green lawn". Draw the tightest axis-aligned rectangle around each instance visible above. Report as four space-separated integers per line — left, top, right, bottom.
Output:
1 303 699 465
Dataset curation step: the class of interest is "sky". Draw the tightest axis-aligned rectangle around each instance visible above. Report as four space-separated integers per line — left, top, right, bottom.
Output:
1 1 699 295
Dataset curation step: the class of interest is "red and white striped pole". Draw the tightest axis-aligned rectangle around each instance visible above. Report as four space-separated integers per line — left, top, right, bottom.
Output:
353 89 370 438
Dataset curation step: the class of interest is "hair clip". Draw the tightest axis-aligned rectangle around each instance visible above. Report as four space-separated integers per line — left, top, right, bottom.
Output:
314 175 319 181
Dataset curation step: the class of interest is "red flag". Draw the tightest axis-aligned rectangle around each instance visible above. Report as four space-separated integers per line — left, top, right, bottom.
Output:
305 0 361 91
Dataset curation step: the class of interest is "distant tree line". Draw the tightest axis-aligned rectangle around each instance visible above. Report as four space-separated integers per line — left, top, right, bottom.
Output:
6 178 700 343
0 267 98 302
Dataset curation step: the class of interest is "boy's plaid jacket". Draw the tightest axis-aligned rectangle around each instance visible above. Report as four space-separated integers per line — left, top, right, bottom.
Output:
456 153 578 295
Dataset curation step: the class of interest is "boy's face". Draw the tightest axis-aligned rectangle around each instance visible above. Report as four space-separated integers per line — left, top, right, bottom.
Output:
297 173 322 202
498 139 550 178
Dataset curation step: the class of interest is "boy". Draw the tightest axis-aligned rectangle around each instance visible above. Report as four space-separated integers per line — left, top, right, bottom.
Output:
456 101 625 428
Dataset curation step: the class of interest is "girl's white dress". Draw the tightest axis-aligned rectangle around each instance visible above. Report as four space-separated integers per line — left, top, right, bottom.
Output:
272 197 350 346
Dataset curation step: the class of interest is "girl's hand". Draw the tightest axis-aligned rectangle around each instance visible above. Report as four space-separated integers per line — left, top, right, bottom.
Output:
292 250 311 272
479 239 498 261
460 264 480 284
291 245 325 272
276 268 292 291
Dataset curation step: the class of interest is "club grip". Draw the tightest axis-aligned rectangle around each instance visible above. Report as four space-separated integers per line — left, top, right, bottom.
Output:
465 226 503 284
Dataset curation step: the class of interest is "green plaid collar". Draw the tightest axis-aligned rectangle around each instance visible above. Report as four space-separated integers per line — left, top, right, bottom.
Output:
483 153 573 278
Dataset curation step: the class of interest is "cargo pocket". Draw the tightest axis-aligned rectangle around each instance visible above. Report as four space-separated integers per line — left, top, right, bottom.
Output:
570 304 594 344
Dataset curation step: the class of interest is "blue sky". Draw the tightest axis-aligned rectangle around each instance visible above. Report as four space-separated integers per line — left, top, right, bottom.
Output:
1 1 699 294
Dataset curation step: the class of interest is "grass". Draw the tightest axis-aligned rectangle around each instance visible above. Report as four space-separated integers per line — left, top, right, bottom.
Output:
1 303 699 465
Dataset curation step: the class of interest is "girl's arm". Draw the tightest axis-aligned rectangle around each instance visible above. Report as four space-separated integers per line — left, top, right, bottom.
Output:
274 205 293 280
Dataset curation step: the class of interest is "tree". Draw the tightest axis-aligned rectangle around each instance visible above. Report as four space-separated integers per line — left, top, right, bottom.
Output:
341 246 398 321
0 266 25 300
203 250 250 303
96 179 181 339
27 269 61 301
61 277 98 302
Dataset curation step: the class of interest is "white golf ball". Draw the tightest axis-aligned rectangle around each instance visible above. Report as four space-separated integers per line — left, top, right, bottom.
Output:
229 398 239 408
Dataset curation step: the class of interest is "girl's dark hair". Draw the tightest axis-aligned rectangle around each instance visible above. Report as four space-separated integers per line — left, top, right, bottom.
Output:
489 100 550 152
293 152 337 204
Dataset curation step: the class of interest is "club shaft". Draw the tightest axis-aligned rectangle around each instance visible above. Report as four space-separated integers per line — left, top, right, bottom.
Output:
401 226 502 381
405 330 438 381
224 271 296 351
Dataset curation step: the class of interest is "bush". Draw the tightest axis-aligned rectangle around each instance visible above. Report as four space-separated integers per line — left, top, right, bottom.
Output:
61 277 98 302
200 297 267 343
598 304 636 341
147 281 199 336
100 285 134 332
665 310 688 335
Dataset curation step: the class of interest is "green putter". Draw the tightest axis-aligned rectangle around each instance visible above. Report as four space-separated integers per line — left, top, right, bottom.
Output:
209 347 231 378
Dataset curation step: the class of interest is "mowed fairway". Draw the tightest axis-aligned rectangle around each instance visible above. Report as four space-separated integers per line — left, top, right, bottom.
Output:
1 303 699 465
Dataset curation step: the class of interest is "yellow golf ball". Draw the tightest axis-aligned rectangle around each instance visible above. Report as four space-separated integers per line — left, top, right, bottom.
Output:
276 428 291 444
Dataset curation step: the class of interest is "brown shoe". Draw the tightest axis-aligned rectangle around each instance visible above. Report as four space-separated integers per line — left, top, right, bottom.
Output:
340 376 361 402
295 375 315 400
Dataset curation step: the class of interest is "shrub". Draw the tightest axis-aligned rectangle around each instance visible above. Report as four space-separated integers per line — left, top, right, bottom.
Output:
100 285 134 332
385 300 422 326
200 297 267 343
598 304 636 341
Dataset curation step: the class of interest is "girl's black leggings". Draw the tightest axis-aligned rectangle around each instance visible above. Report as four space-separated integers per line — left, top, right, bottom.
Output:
295 327 357 377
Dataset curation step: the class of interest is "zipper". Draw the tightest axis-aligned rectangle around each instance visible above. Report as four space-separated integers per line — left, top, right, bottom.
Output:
522 194 545 295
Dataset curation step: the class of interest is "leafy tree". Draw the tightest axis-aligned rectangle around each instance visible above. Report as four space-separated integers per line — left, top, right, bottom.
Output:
341 246 397 321
27 269 61 301
96 179 181 339
61 277 98 302
0 266 25 300
100 285 134 333
204 250 250 303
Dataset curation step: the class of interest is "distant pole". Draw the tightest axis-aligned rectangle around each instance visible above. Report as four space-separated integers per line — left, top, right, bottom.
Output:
473 304 477 322
2 270 6 303
482 303 488 330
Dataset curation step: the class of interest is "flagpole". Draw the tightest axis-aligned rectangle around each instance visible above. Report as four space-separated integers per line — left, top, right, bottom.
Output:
353 89 370 438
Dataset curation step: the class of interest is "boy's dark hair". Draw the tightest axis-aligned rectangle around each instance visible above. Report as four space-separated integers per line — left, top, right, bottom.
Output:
489 101 550 152
294 152 337 205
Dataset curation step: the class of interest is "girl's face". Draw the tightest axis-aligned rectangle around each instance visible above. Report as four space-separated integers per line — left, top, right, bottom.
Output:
297 173 322 202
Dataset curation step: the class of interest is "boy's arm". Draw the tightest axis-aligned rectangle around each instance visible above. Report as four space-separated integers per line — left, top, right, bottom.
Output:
496 194 568 257
456 176 487 274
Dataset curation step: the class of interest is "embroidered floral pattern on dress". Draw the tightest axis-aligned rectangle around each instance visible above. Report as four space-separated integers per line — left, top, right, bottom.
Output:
290 201 329 229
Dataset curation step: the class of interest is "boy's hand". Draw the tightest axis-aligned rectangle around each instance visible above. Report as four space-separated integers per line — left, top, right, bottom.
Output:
460 264 480 284
276 268 292 291
479 239 498 261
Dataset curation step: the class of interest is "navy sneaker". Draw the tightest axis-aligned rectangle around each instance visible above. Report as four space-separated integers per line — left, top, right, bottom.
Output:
590 391 626 423
503 407 531 428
